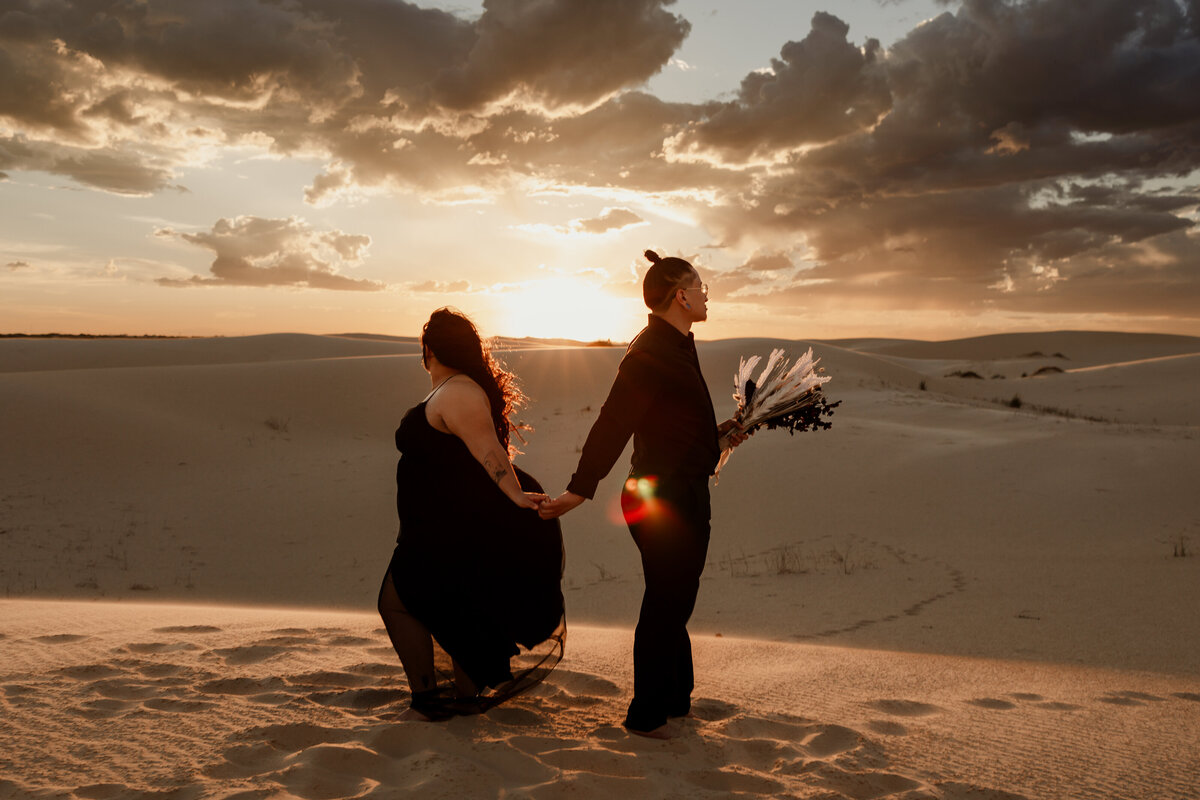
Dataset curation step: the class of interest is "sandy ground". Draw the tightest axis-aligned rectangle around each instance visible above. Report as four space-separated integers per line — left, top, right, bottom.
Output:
2 330 1199 799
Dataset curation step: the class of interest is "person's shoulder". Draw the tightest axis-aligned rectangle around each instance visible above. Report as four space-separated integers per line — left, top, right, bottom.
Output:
619 339 666 379
432 374 489 410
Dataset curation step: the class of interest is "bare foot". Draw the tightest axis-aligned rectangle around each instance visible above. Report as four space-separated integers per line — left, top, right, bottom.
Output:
626 723 672 740
398 707 432 722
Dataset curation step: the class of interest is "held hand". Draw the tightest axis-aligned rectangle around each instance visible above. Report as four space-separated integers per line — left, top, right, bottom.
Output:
718 418 752 450
538 491 586 520
513 491 547 510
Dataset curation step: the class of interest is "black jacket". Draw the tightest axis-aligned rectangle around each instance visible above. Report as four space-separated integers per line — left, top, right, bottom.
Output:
567 315 720 499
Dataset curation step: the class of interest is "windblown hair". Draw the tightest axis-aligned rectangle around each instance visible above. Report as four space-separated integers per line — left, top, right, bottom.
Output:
642 249 696 311
421 307 526 453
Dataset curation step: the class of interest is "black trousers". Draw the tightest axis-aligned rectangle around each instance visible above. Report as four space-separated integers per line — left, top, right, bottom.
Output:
620 473 711 732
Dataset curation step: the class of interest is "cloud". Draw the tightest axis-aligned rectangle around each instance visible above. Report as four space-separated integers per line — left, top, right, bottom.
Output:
409 279 471 293
516 207 647 236
573 208 646 234
430 0 690 111
669 12 891 163
0 0 689 195
3 0 1198 322
0 135 178 196
688 1 1200 318
708 251 800 298
6 260 30 270
156 216 382 290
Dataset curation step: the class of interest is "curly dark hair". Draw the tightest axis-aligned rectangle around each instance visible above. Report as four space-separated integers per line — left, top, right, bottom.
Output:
421 307 526 453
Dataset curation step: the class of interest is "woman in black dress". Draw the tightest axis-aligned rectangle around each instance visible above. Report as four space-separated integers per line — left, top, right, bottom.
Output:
378 308 565 720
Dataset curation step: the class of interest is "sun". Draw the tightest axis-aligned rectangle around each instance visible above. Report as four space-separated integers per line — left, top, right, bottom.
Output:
497 276 635 342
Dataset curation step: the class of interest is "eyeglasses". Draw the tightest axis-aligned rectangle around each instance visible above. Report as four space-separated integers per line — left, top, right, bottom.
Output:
683 283 709 298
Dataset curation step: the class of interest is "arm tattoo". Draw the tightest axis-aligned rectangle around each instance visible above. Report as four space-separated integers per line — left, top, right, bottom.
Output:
483 451 508 485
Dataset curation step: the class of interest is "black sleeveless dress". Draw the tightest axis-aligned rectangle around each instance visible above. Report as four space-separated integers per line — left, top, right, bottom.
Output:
387 399 565 697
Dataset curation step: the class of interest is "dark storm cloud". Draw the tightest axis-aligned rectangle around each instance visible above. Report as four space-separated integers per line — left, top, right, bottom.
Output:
156 217 382 291
0 0 689 195
693 0 1200 319
431 0 690 111
672 12 890 162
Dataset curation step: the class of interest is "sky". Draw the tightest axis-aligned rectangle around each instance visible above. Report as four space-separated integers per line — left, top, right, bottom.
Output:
2 0 1199 343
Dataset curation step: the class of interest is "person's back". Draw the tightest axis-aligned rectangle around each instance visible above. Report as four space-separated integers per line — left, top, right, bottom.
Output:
539 251 747 738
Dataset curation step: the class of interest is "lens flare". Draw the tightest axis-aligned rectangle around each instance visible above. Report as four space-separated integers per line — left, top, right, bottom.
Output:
621 475 659 525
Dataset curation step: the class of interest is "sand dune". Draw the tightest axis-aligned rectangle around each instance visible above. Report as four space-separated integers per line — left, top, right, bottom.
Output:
4 600 1198 799
0 333 419 374
2 330 1198 798
828 330 1200 367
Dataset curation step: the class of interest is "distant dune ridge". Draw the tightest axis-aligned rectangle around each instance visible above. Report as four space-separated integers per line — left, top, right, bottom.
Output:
2 331 1198 799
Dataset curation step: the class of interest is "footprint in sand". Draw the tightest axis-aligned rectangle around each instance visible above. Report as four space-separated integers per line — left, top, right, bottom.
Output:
786 761 925 799
935 780 1031 799
197 677 287 696
867 699 942 717
1033 700 1081 711
544 668 622 697
271 743 394 800
365 646 397 658
142 697 215 713
284 670 378 689
57 664 129 681
132 662 198 679
687 767 786 796
1098 690 1164 705
249 692 295 706
33 634 88 644
801 724 863 758
866 719 908 736
343 662 404 678
325 634 376 646
689 696 738 721
85 679 161 701
152 625 222 634
252 635 321 647
121 642 202 655
966 697 1017 710
485 706 543 727
235 722 355 753
540 747 643 778
507 734 571 756
717 712 813 741
74 698 135 719
203 741 289 780
209 645 290 665
306 688 409 711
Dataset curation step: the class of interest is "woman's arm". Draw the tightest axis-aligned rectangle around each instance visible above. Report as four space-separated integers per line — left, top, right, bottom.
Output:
431 379 542 510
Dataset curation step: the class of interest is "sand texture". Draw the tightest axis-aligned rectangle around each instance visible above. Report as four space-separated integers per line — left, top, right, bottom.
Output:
2 331 1199 798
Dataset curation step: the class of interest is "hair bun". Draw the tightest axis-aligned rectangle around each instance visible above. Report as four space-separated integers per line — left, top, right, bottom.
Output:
644 249 661 264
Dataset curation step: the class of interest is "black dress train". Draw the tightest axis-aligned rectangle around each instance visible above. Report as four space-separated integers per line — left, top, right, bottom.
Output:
383 399 565 713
